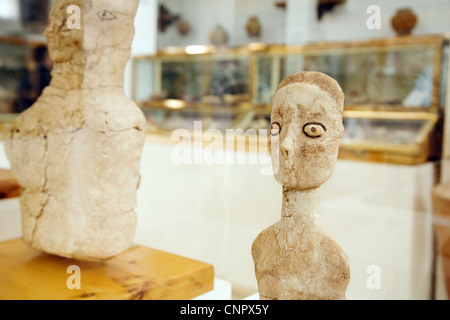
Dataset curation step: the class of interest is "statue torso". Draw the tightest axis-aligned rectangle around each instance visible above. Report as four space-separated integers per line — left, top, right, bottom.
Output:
252 214 350 300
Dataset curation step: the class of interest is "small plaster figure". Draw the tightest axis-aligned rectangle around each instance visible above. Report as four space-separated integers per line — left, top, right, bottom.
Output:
252 71 350 299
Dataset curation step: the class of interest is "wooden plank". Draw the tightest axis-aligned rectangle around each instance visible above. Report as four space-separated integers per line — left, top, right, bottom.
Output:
0 238 214 300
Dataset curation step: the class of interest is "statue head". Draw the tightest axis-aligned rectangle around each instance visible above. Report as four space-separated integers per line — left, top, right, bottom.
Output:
270 71 345 190
43 0 140 89
44 0 139 63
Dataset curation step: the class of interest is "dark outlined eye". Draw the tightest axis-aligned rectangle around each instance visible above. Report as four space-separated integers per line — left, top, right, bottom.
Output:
97 10 116 20
271 122 281 136
303 122 326 138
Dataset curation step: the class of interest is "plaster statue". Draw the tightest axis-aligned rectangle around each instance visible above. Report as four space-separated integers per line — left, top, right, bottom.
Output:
252 71 350 299
5 0 146 261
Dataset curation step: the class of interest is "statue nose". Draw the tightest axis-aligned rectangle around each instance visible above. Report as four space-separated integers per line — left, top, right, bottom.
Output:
280 135 294 158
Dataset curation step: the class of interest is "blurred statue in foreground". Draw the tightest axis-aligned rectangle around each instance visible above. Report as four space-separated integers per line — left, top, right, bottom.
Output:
6 0 146 261
252 71 350 299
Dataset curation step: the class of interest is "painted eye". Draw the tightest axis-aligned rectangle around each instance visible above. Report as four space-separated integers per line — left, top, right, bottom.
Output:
271 122 281 136
303 122 326 138
97 10 116 20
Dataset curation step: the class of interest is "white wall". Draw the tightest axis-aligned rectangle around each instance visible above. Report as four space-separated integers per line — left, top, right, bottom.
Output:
289 0 450 45
157 0 285 48
285 0 316 45
156 0 450 47
232 0 285 46
157 0 234 48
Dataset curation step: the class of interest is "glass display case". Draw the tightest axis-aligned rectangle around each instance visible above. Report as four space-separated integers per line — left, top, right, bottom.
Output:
133 46 259 133
340 110 439 164
252 35 445 164
0 37 42 114
132 35 447 164
253 36 444 111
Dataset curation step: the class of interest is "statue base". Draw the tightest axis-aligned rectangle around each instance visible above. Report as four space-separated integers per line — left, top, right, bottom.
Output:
0 238 214 300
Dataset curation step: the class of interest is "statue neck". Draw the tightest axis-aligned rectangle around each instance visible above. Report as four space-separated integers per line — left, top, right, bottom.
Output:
281 187 320 220
48 47 129 91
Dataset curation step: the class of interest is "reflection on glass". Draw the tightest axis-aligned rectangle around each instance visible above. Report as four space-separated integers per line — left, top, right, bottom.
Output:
342 118 424 145
209 59 249 97
255 45 435 108
255 56 273 105
161 60 204 101
135 57 251 105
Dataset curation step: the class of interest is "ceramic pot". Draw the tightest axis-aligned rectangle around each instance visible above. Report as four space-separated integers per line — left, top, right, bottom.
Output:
210 25 228 47
246 16 261 37
177 20 190 36
391 8 417 36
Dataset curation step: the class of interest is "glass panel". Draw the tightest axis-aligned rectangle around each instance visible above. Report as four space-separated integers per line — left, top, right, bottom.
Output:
160 59 203 100
254 55 273 105
142 55 251 105
208 58 249 101
342 118 425 145
254 44 436 109
303 46 435 108
134 59 155 102
0 42 32 113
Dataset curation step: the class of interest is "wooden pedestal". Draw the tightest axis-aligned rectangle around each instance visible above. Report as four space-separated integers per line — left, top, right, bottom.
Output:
0 238 214 300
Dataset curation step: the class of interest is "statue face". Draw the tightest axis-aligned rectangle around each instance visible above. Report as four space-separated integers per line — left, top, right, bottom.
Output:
270 83 344 190
44 0 83 62
44 0 138 62
82 0 139 51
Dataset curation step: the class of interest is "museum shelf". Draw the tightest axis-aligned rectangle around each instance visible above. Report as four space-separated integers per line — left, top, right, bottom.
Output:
132 35 448 165
339 110 440 164
0 35 446 165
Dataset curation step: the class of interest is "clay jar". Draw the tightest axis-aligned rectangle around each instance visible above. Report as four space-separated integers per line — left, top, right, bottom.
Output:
246 16 261 38
177 20 190 36
391 8 418 36
210 25 229 47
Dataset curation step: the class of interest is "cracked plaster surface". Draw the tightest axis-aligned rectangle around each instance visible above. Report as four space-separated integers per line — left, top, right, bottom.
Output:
252 72 350 299
5 0 145 261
